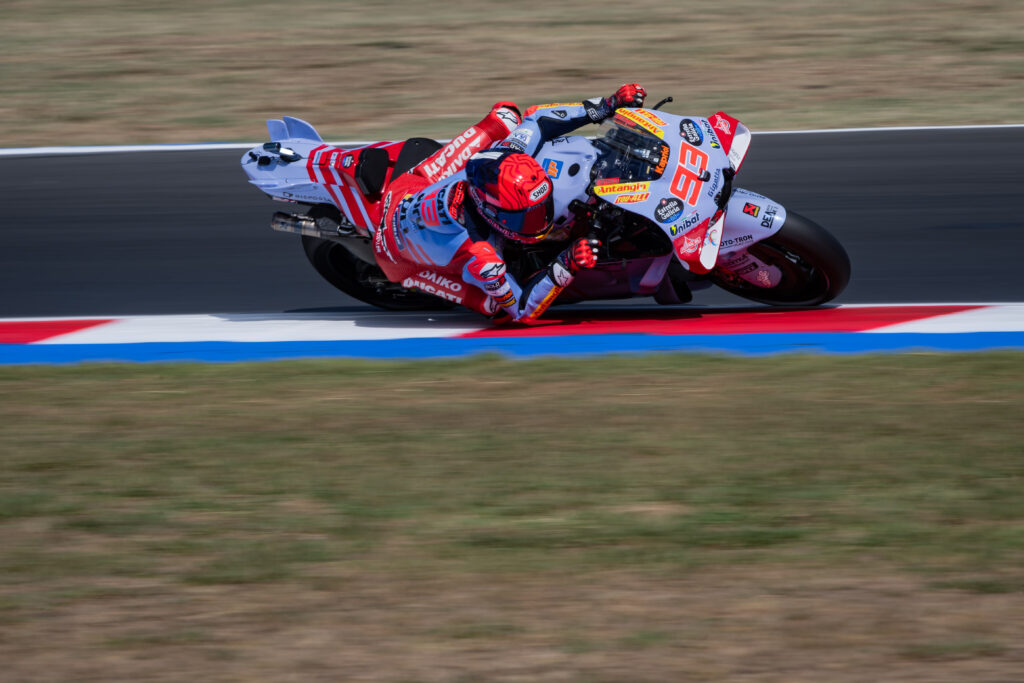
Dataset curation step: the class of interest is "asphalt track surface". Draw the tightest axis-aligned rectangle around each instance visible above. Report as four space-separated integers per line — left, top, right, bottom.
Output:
2 127 1023 318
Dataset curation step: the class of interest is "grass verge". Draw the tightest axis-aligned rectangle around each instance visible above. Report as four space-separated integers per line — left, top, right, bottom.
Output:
1 353 1023 679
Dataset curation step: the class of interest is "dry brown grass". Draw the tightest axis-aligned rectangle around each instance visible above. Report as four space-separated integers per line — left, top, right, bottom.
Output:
2 0 1023 146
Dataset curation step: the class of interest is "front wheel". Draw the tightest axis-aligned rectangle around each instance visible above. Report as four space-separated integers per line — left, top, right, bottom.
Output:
711 212 850 306
301 235 455 311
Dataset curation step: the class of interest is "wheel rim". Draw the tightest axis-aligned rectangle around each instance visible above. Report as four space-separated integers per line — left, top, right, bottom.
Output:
715 240 831 305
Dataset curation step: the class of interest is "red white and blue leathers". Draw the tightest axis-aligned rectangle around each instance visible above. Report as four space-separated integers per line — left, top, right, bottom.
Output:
372 87 644 322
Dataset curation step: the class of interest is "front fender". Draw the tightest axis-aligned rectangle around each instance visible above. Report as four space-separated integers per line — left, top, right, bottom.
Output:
719 188 787 255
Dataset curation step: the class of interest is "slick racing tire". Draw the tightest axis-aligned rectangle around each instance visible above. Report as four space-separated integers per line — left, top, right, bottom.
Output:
301 235 455 311
711 212 851 306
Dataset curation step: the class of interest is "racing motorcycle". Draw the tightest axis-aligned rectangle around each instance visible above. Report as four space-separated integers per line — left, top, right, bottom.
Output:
240 100 850 311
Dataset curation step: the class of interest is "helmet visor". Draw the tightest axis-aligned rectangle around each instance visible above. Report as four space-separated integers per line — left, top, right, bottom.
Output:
490 198 555 243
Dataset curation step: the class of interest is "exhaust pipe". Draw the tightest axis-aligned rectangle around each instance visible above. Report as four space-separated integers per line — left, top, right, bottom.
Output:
271 211 321 238
271 211 360 240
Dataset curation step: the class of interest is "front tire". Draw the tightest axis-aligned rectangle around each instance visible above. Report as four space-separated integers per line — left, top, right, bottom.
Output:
711 212 850 306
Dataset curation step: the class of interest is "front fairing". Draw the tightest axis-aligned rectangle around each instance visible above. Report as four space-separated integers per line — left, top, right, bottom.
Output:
532 135 599 236
588 110 750 273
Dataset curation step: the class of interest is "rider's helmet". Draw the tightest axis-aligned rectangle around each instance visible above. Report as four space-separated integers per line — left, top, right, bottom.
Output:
465 149 555 243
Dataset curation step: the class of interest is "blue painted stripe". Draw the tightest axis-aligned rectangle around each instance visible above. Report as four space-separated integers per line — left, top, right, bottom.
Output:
2 332 1024 365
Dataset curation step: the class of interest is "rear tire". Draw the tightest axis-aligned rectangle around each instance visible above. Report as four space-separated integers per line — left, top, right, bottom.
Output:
711 211 850 306
302 235 455 311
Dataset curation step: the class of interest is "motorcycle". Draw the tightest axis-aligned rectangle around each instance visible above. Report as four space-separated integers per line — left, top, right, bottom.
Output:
240 100 850 311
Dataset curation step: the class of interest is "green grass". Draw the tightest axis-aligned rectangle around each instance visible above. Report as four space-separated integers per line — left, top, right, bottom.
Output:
2 353 1023 579
2 353 1023 678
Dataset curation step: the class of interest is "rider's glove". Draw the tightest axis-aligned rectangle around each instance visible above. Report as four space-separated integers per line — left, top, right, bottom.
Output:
568 237 601 272
609 83 646 109
550 238 601 285
584 83 647 122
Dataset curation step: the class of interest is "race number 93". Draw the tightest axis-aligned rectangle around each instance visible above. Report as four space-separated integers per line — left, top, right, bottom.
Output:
670 141 709 207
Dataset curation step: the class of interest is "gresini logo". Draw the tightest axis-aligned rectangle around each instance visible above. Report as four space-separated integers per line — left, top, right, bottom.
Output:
710 114 732 136
680 234 701 254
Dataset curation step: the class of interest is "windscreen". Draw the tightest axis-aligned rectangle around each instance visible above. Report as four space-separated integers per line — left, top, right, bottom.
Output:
590 117 670 185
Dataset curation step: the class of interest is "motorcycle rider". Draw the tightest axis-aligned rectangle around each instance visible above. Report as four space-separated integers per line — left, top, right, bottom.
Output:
372 84 647 322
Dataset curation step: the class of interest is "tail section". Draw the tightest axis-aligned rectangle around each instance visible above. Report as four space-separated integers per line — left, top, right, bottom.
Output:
266 119 288 142
266 116 324 143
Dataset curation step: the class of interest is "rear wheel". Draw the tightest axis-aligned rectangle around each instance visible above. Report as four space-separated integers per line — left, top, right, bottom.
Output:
302 235 456 311
711 212 850 306
299 206 455 313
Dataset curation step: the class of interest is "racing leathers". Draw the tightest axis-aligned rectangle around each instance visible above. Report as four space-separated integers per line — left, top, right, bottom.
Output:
371 85 644 322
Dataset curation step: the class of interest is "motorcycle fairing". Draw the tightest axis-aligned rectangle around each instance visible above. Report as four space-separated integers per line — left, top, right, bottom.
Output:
719 188 786 255
713 188 788 288
707 112 751 172
533 136 599 228
243 117 405 236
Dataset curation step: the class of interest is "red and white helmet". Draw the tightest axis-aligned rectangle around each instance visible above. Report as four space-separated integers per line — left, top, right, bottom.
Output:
465 150 555 243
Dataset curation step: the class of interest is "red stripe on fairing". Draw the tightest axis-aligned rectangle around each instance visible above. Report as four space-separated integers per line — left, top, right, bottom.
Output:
459 305 984 338
306 145 329 182
332 176 370 231
0 319 115 344
324 184 352 219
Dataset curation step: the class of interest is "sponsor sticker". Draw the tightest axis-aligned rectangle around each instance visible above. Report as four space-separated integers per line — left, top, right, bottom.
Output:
542 158 564 179
420 127 480 178
342 154 354 168
478 262 505 280
402 270 465 304
703 169 722 199
743 202 761 217
373 222 396 263
669 212 701 236
654 144 670 175
655 197 685 224
678 234 701 255
495 108 520 130
524 102 583 117
761 205 779 229
710 113 733 136
529 181 551 202
510 128 533 146
679 119 703 146
634 108 668 126
593 181 651 197
722 234 753 247
614 109 665 139
706 224 721 247
615 192 650 204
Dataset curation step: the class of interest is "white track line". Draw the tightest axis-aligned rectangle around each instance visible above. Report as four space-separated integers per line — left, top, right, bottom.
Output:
3 124 1024 157
7 304 1024 345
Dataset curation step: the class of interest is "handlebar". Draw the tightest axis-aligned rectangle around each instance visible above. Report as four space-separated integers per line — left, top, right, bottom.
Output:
651 96 673 111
